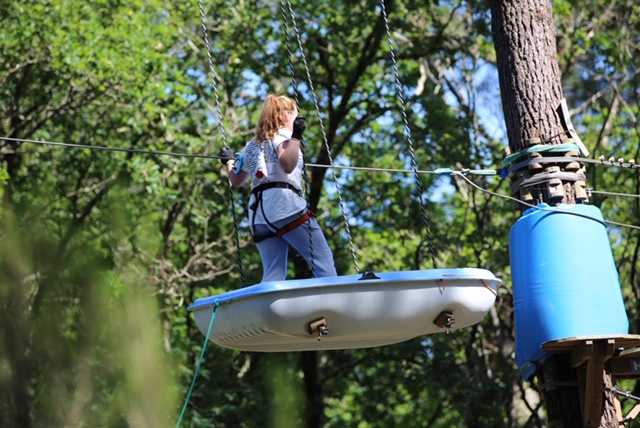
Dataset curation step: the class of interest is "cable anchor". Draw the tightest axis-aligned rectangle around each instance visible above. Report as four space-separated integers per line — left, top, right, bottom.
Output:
308 318 329 341
433 311 455 335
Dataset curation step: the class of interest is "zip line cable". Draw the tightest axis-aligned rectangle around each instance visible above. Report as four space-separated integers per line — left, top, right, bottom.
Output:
1 136 214 159
590 189 640 199
0 135 477 174
4 136 640 202
3 137 639 231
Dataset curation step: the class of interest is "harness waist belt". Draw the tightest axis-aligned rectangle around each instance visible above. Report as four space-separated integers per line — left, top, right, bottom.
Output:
251 182 302 197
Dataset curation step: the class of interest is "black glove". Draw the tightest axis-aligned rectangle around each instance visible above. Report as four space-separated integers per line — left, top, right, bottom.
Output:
220 146 235 166
292 115 306 141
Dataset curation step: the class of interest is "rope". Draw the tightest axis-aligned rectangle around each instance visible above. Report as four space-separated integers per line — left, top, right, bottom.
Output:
6 136 640 227
175 299 220 428
284 0 360 274
0 136 496 175
197 0 245 286
590 189 640 199
455 172 640 231
280 0 316 277
279 0 299 104
379 0 437 269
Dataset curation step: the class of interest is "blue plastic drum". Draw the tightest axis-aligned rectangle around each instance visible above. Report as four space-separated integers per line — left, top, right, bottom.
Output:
510 204 628 380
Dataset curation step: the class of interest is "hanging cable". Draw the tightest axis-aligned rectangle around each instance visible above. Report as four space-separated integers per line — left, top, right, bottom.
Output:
589 189 640 199
6 136 638 231
279 1 299 104
197 0 245 287
0 136 495 175
454 172 640 231
280 0 316 277
0 136 214 159
379 0 437 269
284 0 361 274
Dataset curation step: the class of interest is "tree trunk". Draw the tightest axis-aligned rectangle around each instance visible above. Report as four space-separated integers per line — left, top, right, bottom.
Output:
491 1 564 150
490 1 616 426
491 0 587 209
301 351 324 428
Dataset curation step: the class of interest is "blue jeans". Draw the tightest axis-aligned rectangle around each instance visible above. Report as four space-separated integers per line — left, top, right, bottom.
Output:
252 213 337 282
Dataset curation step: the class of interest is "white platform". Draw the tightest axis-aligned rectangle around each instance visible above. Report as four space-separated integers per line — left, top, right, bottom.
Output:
187 268 501 352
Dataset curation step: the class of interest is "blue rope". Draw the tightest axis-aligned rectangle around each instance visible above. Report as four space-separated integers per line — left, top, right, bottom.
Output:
176 299 220 428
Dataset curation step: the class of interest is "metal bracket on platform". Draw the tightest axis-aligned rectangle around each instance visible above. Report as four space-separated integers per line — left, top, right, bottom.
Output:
433 311 455 335
359 270 381 280
308 318 329 341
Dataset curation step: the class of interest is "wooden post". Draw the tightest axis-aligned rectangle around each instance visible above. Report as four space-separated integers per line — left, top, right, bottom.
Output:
541 335 640 427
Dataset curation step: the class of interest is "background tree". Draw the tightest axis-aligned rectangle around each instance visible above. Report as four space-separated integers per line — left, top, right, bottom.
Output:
1 0 638 427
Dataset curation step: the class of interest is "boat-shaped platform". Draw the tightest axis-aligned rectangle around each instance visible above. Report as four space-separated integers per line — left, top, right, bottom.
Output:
187 268 501 352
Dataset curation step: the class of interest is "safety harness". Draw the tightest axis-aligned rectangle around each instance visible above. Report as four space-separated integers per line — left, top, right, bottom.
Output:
250 182 314 242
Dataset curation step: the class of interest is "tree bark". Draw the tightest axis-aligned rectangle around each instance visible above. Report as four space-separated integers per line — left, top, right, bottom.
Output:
301 351 324 428
491 0 586 208
491 1 564 149
491 0 616 426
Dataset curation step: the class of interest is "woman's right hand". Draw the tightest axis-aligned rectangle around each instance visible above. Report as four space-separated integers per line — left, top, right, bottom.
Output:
292 116 306 141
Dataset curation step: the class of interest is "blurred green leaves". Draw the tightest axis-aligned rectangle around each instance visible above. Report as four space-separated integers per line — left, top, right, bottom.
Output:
0 189 177 427
1 0 639 426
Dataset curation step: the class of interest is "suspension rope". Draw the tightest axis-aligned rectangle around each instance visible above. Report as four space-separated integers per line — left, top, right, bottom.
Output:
280 0 316 277
175 300 220 427
279 1 299 104
284 0 361 274
379 0 437 269
197 0 245 287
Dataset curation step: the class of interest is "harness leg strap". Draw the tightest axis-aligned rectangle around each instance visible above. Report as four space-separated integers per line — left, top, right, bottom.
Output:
276 211 315 237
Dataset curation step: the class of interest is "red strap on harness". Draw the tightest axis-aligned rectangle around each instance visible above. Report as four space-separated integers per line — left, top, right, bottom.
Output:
276 211 315 237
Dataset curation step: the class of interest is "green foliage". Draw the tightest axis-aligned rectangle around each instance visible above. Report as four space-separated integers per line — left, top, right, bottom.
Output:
0 193 177 427
1 0 638 427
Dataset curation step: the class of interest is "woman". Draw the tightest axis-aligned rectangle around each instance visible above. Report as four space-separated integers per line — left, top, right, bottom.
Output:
220 94 337 282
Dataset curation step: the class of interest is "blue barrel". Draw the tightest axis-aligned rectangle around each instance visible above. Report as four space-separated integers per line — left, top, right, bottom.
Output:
510 204 628 380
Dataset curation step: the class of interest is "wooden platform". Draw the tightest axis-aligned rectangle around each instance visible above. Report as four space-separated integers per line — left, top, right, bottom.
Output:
542 335 640 427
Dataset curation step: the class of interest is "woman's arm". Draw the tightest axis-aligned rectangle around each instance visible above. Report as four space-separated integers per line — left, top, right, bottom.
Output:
277 138 301 174
226 162 250 187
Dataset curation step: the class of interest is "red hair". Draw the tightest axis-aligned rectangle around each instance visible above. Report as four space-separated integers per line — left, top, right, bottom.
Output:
254 94 297 144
